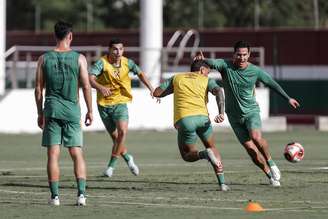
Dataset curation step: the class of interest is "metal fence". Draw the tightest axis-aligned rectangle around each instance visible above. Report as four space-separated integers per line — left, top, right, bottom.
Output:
4 45 265 89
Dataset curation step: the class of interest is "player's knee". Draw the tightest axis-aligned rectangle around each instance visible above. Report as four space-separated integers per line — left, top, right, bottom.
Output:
250 133 262 144
117 129 127 138
244 145 258 158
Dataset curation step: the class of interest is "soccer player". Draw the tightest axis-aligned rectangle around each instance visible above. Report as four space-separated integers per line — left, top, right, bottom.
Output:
34 21 93 206
195 40 300 187
89 38 156 177
153 60 230 191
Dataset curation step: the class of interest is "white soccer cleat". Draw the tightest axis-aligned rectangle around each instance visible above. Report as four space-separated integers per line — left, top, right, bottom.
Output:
206 148 221 168
103 167 114 177
220 184 231 191
270 165 281 181
48 196 60 206
269 178 281 187
76 194 86 206
127 155 139 176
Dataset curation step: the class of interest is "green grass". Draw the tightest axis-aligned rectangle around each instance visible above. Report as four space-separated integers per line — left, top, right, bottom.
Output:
0 129 327 219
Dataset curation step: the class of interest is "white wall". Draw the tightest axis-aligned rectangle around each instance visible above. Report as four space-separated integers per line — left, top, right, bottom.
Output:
0 88 269 133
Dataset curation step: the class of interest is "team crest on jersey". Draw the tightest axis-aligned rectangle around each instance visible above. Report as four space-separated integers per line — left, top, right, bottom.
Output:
112 70 120 79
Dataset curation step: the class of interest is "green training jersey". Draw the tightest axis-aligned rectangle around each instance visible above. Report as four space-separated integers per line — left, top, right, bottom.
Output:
42 50 81 122
205 59 290 117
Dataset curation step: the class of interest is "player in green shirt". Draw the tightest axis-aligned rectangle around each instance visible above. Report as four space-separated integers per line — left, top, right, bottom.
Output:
195 40 300 187
34 21 93 206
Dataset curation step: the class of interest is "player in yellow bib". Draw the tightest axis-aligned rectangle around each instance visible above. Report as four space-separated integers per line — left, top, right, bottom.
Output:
89 38 156 177
153 60 230 191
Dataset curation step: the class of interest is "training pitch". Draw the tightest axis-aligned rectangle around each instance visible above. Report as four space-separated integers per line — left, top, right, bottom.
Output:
0 129 327 219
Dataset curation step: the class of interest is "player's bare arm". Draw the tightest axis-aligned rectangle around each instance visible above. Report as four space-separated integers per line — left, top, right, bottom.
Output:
138 72 161 103
212 87 225 123
34 55 45 129
193 50 205 61
153 86 174 98
89 74 112 97
79 54 93 126
137 72 154 95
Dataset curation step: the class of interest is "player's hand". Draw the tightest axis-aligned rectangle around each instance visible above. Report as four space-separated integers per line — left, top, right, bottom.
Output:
289 98 300 109
85 111 93 126
100 86 112 97
37 113 45 129
193 50 205 61
150 90 161 103
214 114 225 123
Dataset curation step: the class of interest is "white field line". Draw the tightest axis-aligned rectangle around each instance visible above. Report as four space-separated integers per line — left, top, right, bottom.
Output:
0 189 328 206
0 194 327 212
1 163 328 172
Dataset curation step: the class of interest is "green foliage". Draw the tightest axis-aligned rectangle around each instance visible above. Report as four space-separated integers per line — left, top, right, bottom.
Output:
6 0 328 31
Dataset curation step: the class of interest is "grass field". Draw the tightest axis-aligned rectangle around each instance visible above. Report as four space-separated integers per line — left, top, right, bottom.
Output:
0 129 327 219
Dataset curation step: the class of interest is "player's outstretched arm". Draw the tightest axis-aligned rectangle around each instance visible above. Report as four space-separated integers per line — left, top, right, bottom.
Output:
137 72 154 94
138 72 161 103
79 54 93 126
34 55 45 129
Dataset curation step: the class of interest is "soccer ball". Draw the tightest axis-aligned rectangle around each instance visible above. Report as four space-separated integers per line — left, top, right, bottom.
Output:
284 142 304 163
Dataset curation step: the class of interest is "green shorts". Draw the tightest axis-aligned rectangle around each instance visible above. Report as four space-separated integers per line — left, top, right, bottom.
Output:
175 115 213 145
42 117 82 147
98 104 129 133
227 112 262 144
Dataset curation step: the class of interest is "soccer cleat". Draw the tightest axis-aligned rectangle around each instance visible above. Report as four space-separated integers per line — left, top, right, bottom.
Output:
270 165 281 181
127 155 139 176
220 184 231 191
48 196 60 206
269 178 281 187
206 148 221 169
103 167 114 177
76 194 86 206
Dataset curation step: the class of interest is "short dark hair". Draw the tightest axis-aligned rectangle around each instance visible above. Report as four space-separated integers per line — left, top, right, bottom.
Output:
234 40 250 53
109 38 124 48
190 60 210 72
54 21 72 40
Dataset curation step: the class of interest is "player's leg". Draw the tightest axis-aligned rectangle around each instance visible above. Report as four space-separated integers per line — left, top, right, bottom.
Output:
228 115 280 186
246 113 281 181
98 104 120 176
68 147 87 206
113 104 139 175
42 118 62 205
63 120 87 206
176 116 201 161
197 116 230 191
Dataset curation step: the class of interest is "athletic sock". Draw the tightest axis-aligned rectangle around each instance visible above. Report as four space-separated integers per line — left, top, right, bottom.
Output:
107 156 118 168
216 173 225 185
122 152 131 162
198 150 208 160
77 178 86 196
267 159 276 167
49 181 59 199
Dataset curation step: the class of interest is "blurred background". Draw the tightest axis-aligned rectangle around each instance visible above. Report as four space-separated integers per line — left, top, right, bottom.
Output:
1 0 328 132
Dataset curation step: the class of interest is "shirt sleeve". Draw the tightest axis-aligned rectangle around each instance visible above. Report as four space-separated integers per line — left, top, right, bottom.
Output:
128 59 142 75
89 59 104 76
159 77 174 91
205 58 226 72
207 78 220 92
257 69 290 100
